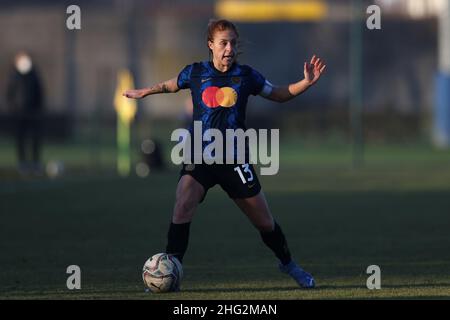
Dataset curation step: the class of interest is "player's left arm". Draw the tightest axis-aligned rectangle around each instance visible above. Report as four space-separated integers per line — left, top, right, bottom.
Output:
262 55 326 103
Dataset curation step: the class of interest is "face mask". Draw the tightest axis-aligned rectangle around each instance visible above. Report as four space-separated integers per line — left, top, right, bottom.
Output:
16 55 32 74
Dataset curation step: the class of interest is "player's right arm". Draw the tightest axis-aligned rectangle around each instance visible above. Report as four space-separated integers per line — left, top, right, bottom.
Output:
122 77 179 99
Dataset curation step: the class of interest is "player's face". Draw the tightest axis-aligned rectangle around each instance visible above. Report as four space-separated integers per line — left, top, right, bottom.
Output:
208 29 238 69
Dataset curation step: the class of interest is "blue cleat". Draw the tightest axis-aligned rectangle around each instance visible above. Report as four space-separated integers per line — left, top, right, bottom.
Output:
279 261 315 289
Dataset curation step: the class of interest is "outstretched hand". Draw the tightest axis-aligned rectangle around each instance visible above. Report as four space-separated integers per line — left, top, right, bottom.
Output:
304 55 326 86
123 89 146 99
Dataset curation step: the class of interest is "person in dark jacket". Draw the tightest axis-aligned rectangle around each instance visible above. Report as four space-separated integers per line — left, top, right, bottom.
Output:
7 51 44 175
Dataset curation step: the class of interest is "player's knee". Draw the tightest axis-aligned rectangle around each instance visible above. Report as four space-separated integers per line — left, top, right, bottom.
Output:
174 197 197 220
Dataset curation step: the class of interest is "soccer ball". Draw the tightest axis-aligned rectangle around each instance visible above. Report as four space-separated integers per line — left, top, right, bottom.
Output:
142 253 183 293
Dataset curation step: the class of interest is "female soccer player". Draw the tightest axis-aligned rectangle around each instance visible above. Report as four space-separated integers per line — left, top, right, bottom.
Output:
124 19 326 289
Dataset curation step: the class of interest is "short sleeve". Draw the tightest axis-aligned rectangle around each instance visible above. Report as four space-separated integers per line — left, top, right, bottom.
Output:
249 68 266 96
177 64 193 90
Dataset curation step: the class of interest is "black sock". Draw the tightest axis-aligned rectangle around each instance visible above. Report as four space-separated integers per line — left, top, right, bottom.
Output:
166 222 191 263
260 222 292 265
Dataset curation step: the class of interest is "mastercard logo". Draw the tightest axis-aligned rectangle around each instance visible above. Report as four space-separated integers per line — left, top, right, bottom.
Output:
202 86 237 108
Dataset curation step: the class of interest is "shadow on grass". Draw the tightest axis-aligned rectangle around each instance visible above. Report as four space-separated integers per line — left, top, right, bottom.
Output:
180 282 450 294
1 282 449 300
317 283 450 290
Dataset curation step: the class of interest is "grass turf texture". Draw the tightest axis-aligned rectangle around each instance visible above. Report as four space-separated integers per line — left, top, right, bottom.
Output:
1 140 450 299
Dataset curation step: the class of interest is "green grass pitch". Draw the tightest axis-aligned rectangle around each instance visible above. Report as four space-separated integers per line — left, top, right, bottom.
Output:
1 141 450 299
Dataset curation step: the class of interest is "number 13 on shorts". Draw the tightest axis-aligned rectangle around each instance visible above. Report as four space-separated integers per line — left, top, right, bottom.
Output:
234 164 254 184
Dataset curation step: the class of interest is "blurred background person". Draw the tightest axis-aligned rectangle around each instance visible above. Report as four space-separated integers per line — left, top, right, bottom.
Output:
6 51 44 175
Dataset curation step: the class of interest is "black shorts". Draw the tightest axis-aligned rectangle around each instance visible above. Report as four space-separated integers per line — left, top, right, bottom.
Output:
179 163 262 201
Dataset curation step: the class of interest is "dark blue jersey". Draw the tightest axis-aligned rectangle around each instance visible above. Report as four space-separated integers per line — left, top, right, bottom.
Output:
177 61 266 163
177 61 266 132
